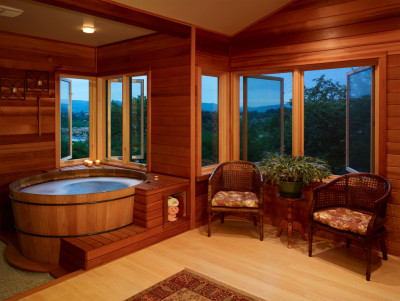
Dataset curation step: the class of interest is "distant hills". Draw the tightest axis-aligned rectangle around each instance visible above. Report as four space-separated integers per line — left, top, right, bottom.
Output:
201 103 284 112
61 100 89 113
64 100 287 114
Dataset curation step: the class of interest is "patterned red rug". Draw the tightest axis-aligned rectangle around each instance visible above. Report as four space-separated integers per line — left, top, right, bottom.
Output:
124 269 266 301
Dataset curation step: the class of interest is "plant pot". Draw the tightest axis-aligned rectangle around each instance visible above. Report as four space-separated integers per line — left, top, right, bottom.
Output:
278 181 304 198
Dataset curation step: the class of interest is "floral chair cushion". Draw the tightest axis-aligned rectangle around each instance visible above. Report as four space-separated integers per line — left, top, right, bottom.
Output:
211 191 259 208
313 207 372 236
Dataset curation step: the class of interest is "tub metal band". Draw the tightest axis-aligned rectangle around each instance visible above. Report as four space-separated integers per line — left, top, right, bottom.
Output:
14 223 134 238
9 193 135 206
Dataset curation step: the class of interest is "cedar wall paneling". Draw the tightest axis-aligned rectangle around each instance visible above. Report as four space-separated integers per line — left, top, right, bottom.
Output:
231 0 400 255
97 33 192 178
0 34 96 230
194 29 230 227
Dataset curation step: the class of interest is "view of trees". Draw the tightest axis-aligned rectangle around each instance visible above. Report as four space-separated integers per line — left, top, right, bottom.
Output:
61 110 89 159
109 96 147 164
202 74 364 174
202 109 218 166
240 107 292 162
304 75 347 174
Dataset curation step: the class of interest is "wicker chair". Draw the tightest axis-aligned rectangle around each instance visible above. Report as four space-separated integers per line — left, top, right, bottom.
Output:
207 161 264 241
308 173 391 281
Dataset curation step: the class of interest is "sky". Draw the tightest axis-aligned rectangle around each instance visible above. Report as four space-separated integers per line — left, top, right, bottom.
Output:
62 76 147 102
64 67 367 105
235 67 360 107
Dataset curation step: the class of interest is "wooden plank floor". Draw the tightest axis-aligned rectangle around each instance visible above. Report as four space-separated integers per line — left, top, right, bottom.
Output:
10 219 400 301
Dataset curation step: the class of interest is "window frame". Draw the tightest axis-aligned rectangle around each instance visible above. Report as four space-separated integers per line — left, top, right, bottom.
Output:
231 56 386 176
56 74 96 168
100 72 149 171
197 68 229 175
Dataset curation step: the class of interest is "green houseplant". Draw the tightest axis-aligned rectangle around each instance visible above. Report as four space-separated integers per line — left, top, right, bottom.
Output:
259 153 332 198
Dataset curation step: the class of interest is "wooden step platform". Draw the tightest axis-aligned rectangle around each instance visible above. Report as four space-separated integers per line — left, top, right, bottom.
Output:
60 220 190 271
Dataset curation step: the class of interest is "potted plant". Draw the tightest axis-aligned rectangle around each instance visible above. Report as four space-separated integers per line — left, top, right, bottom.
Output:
259 153 331 198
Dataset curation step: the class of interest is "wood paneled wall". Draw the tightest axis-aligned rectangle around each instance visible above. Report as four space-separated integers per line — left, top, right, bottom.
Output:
231 0 400 255
194 29 230 228
97 33 192 178
0 33 96 230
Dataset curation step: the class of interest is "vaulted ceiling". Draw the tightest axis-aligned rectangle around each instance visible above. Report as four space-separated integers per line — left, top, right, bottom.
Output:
0 0 293 46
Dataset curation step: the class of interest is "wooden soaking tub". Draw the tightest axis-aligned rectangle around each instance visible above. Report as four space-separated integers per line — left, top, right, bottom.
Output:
9 168 148 265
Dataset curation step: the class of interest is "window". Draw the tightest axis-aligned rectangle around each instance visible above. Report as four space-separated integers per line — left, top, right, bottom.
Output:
239 73 293 162
106 74 148 166
106 78 123 159
130 76 147 164
347 67 374 173
60 77 91 161
201 75 219 167
304 66 374 174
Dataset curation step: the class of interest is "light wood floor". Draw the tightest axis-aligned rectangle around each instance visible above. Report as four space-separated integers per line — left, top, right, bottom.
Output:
13 219 400 301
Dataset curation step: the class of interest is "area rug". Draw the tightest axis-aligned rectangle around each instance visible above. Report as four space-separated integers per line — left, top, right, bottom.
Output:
125 269 266 301
0 240 54 300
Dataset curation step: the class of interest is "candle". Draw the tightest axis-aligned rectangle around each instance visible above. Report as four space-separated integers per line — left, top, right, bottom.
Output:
84 160 89 166
87 160 93 167
95 160 100 166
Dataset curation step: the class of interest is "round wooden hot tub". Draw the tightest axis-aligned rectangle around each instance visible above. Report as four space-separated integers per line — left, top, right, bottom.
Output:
9 168 148 265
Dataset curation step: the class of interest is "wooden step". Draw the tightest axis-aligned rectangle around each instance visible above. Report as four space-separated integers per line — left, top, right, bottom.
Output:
60 220 190 270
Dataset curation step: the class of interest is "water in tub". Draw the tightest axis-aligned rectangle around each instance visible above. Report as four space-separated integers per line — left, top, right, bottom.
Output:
20 177 143 195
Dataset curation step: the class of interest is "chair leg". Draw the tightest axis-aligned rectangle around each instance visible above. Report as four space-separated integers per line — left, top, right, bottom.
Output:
259 214 264 241
308 225 313 257
221 212 225 224
380 238 388 260
208 212 212 237
366 243 372 281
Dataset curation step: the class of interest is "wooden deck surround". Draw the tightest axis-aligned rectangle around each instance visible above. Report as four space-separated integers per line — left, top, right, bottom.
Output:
3 164 190 273
57 169 190 272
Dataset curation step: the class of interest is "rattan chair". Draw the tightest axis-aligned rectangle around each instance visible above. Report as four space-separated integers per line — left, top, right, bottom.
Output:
207 161 264 240
308 173 391 281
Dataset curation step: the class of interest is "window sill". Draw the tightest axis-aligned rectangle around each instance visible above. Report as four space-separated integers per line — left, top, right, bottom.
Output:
103 160 147 172
196 164 218 182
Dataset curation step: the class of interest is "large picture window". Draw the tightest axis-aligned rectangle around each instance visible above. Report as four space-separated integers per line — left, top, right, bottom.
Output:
60 77 91 161
304 66 374 174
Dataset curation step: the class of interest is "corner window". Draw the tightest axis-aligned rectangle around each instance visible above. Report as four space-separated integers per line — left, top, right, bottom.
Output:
106 74 148 166
60 77 91 161
239 73 293 162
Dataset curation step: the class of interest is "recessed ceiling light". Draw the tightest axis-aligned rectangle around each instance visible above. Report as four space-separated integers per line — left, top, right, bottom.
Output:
82 26 95 34
0 4 23 17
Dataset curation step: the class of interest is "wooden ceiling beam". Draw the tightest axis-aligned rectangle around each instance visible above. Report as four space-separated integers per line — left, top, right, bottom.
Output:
32 0 191 38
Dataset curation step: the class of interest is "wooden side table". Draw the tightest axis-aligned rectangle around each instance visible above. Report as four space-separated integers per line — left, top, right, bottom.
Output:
276 195 307 248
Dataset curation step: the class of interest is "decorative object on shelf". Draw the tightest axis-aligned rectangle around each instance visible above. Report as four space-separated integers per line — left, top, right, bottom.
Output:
0 77 25 100
167 196 179 222
260 152 331 198
26 70 49 92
